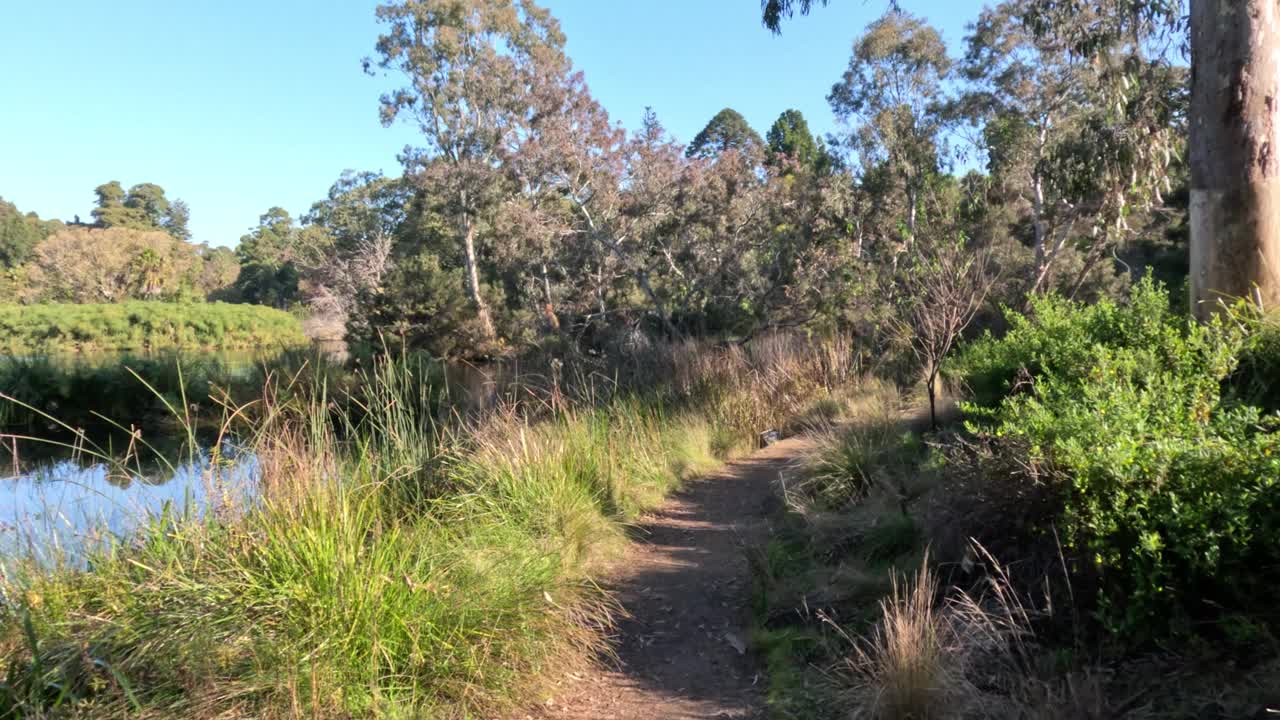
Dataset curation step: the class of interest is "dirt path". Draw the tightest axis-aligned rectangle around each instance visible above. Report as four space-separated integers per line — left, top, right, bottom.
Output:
525 436 814 720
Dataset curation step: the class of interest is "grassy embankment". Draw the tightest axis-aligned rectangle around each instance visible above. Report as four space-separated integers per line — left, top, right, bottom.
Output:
0 336 860 718
751 279 1280 719
0 302 307 355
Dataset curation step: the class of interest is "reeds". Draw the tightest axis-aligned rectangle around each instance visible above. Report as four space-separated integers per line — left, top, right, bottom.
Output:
0 333 856 718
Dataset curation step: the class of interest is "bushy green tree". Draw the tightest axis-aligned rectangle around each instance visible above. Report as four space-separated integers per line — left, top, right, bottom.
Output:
0 197 59 269
92 180 192 242
232 208 328 309
829 11 951 242
765 109 825 170
370 0 571 344
686 108 764 160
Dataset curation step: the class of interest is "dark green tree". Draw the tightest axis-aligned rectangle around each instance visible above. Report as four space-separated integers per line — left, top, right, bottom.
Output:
92 181 148 229
92 181 192 242
0 197 59 268
686 108 764 159
163 199 192 243
765 109 830 171
232 207 327 308
233 262 301 309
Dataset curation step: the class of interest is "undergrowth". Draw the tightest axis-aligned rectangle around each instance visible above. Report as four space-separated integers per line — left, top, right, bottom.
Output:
0 334 856 718
752 280 1280 719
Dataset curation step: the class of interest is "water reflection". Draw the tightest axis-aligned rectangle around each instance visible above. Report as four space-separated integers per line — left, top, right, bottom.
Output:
0 445 256 566
0 344 355 564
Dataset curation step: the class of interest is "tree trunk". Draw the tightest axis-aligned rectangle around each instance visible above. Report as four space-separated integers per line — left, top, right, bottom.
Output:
1030 172 1049 291
926 368 938 432
635 268 678 337
1190 0 1280 318
460 214 496 340
906 187 918 241
541 262 559 332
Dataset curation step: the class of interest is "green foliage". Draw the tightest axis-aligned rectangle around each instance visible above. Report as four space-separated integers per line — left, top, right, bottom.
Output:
0 302 307 354
761 0 831 33
766 108 827 171
686 107 765 159
0 198 58 269
232 261 301 308
0 336 859 717
354 249 477 356
952 278 1280 642
231 207 331 309
92 181 190 241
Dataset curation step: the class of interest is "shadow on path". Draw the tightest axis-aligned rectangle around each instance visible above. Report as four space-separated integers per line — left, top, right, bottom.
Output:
525 437 813 720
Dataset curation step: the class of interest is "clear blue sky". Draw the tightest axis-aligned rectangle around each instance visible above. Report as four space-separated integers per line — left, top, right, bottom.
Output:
0 1 976 248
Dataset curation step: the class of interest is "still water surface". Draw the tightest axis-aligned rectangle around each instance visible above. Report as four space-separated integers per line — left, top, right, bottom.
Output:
0 349 278 563
0 445 258 565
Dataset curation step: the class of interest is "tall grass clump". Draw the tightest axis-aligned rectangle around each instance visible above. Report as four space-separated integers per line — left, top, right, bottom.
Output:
0 301 307 354
0 335 853 717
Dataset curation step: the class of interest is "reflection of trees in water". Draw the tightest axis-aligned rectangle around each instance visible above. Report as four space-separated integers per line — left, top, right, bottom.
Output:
7 436 249 491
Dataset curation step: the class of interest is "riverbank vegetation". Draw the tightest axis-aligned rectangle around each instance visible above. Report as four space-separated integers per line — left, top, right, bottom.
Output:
750 281 1280 719
4 0 1272 715
0 302 306 355
0 336 859 718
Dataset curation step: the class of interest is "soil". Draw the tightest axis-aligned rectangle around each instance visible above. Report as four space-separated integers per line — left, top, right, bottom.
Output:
522 436 814 720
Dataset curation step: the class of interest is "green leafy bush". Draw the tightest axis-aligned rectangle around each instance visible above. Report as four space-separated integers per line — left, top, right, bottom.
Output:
952 278 1280 642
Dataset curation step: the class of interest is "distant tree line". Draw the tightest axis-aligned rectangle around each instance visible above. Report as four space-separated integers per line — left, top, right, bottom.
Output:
1 184 238 305
3 0 1190 363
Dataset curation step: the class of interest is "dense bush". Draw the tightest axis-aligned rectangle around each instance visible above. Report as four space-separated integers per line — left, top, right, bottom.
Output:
951 278 1280 642
0 301 307 354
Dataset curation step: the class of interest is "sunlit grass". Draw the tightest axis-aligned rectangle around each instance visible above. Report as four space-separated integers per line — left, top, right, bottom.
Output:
0 334 855 717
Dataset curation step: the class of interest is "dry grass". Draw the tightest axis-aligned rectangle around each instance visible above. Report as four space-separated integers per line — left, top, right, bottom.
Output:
837 557 953 719
1 335 862 718
826 544 1174 720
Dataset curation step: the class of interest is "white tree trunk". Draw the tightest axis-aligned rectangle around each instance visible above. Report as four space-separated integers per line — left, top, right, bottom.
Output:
1190 0 1280 318
461 215 496 340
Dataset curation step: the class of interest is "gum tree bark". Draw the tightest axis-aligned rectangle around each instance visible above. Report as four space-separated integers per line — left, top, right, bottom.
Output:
1190 0 1280 317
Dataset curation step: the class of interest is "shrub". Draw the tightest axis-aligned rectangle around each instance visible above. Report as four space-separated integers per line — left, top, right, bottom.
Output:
952 278 1280 642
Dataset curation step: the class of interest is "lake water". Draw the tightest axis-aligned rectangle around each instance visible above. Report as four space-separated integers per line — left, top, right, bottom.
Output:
0 348 283 565
0 444 258 567
0 348 519 564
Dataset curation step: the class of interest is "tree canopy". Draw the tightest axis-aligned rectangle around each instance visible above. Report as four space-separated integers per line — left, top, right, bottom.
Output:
91 181 191 241
686 108 765 159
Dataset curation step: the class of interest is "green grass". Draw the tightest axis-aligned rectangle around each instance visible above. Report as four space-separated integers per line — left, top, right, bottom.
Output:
0 336 852 718
0 302 307 354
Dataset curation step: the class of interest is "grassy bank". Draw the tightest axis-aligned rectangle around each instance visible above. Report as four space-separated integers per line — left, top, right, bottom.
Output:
0 302 307 354
0 335 857 718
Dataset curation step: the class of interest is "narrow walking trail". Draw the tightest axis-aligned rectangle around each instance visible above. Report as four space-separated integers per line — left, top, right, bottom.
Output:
525 436 814 720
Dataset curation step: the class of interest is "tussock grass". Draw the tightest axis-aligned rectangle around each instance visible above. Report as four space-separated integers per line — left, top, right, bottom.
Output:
791 380 916 511
840 559 950 719
0 334 851 718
